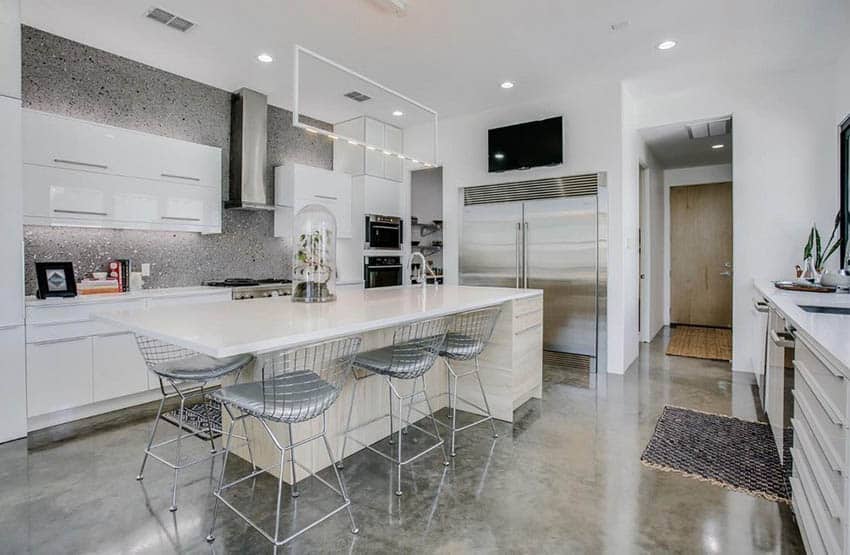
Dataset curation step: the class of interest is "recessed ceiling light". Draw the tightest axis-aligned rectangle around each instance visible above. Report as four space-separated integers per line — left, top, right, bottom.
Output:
412 159 419 164
328 134 338 140
396 154 405 159
347 140 359 145
711 144 725 149
383 150 392 155
257 53 274 63
305 127 317 134
423 163 432 167
366 145 376 151
392 110 404 117
500 81 515 89
493 153 505 159
656 40 677 51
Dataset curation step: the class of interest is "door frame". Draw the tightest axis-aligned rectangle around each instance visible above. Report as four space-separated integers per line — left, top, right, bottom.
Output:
667 180 734 328
638 163 651 342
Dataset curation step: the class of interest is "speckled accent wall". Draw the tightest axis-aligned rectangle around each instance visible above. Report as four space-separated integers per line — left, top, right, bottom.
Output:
21 26 332 293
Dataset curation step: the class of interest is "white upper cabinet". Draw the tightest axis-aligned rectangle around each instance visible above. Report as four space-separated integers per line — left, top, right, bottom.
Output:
0 0 21 99
22 109 222 233
274 163 353 238
333 116 404 183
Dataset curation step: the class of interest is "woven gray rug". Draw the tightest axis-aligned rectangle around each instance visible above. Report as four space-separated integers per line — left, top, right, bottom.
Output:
641 406 790 503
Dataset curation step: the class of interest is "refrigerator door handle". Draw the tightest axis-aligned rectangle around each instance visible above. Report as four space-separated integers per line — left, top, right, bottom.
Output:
515 222 521 288
523 221 529 288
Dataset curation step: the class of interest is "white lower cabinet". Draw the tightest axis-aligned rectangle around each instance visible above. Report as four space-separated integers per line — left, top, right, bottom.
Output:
26 337 93 417
92 333 150 402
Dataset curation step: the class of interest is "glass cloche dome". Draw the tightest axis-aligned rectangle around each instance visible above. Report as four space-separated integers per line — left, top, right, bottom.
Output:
291 203 337 303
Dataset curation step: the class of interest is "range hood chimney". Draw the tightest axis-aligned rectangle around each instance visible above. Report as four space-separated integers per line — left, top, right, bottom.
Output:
227 88 271 210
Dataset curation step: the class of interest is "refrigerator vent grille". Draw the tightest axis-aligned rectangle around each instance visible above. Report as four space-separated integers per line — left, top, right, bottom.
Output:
463 173 599 205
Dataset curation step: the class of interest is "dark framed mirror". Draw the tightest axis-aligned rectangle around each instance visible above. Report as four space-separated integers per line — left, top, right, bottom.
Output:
841 115 850 267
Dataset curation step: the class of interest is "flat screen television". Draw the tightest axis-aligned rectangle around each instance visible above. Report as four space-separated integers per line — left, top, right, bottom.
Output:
488 116 563 172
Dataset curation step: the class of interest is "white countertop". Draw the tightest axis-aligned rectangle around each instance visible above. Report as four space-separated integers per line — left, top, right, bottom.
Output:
97 285 542 358
25 286 229 307
754 279 850 373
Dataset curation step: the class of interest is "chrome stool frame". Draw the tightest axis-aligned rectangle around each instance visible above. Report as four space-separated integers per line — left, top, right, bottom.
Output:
337 316 451 496
406 307 501 456
134 336 256 512
206 337 361 550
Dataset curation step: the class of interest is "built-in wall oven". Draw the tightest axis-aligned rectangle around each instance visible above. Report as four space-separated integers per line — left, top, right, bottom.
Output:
364 215 403 250
364 256 403 288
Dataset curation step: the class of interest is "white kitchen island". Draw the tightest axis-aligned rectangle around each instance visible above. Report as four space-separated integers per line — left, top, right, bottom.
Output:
99 285 544 483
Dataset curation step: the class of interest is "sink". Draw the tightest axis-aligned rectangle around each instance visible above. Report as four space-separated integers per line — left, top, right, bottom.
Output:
798 305 850 315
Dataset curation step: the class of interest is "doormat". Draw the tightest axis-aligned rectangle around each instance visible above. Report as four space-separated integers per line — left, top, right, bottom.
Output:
666 326 732 361
162 400 222 441
640 406 790 503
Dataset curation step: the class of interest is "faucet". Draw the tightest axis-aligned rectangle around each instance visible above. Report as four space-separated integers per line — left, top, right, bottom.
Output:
410 252 437 287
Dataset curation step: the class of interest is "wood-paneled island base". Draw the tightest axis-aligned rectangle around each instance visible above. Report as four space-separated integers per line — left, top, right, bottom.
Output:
99 286 543 483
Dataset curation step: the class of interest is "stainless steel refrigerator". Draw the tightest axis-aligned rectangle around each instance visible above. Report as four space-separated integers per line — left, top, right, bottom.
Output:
460 174 607 372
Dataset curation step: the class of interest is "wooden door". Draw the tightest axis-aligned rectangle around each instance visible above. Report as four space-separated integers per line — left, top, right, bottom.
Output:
670 182 733 327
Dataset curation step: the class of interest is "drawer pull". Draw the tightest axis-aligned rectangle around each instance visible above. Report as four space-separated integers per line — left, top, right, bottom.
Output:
789 477 827 555
753 299 770 313
769 329 795 348
30 335 90 346
792 420 843 518
53 208 109 217
161 216 202 222
798 334 845 379
161 172 201 182
793 390 843 472
313 194 338 200
53 158 108 170
795 360 845 427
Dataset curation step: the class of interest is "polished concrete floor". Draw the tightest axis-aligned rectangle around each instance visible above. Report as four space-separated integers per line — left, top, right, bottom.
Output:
0 329 803 553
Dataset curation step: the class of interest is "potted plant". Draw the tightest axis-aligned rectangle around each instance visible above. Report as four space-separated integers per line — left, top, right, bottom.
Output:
292 204 337 302
801 212 841 280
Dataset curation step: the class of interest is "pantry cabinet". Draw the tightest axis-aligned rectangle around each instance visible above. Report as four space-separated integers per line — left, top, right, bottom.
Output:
22 109 222 233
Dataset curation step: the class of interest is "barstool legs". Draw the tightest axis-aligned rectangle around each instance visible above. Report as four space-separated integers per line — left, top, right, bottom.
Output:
136 396 166 481
169 394 186 512
288 423 300 498
444 356 499 458
474 357 499 439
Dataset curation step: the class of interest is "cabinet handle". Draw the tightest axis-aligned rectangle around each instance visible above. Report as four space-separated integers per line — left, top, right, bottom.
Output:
161 172 201 182
313 194 338 200
30 335 89 346
794 360 845 427
54 158 108 170
753 299 769 313
792 390 843 471
769 329 795 348
161 216 201 222
53 208 109 216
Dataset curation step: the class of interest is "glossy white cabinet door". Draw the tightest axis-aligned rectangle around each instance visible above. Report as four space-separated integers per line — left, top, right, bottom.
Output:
364 117 385 176
93 333 149 401
360 175 402 217
27 337 93 417
383 124 404 182
0 97 24 326
0 326 26 442
276 163 353 238
0 0 21 99
23 110 117 174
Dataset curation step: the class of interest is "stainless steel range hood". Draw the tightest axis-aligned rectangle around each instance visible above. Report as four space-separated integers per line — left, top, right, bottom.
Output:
226 88 272 210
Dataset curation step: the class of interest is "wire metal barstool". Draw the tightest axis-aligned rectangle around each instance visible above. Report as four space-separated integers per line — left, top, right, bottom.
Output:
134 336 256 512
206 336 362 550
440 307 501 456
337 316 451 496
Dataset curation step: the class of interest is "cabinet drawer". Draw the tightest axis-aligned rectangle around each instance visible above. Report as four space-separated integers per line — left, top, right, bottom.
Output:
790 476 828 555
513 295 543 317
793 445 844 554
795 338 847 423
26 337 93 416
93 333 150 401
26 299 146 326
794 382 846 472
792 416 845 518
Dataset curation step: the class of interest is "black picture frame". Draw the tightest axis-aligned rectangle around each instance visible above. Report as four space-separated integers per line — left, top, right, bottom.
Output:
841 114 850 267
35 262 77 299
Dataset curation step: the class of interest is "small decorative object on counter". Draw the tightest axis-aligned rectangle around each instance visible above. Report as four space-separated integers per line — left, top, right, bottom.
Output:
292 204 337 303
801 212 841 279
35 261 77 299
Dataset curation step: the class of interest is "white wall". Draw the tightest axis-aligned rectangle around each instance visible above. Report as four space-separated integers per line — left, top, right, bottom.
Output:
661 164 734 325
634 64 838 373
423 80 629 372
638 144 665 342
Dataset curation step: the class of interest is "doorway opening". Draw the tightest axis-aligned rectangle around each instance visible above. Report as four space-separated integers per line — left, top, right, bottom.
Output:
639 116 734 363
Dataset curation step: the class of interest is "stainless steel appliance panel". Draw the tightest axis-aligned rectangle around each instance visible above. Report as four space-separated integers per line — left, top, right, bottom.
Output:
460 202 523 288
523 196 597 356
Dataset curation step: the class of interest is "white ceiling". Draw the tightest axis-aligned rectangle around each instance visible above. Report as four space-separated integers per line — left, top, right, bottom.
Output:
21 0 850 119
640 118 733 168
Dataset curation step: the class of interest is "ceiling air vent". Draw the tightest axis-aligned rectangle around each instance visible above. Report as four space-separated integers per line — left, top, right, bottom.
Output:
686 118 731 140
145 7 196 32
344 91 371 102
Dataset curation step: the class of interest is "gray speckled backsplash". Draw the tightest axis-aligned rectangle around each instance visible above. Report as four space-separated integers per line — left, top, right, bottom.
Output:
21 26 333 294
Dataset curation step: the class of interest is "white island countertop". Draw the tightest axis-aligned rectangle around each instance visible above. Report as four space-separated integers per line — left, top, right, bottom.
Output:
97 285 543 358
755 279 850 373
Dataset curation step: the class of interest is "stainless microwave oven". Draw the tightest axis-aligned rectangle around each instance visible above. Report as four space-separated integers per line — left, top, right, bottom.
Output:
364 214 403 250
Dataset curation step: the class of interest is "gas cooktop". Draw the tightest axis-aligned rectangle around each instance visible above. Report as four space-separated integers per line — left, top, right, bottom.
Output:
205 278 292 287
204 278 293 300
